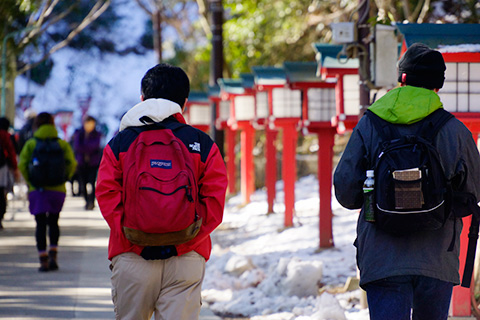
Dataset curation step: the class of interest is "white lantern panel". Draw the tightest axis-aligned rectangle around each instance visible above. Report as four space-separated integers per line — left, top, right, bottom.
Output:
471 64 480 81
189 104 211 125
471 94 480 112
256 91 269 119
439 62 480 112
442 81 456 92
438 94 456 112
272 88 302 118
234 96 255 121
458 63 469 81
307 88 336 122
445 63 457 80
219 100 230 121
343 75 360 116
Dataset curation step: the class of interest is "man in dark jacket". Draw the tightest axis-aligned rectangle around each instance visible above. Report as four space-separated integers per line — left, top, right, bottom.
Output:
96 63 227 320
334 43 480 319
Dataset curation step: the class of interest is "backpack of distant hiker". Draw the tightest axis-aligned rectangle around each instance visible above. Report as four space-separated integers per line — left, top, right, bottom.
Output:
28 138 67 188
121 120 201 247
366 108 480 288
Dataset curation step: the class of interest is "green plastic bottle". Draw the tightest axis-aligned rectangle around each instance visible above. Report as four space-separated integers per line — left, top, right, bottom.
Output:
363 170 375 222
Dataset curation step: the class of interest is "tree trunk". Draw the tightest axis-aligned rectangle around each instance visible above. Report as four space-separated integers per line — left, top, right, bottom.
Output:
1 41 17 124
153 10 162 63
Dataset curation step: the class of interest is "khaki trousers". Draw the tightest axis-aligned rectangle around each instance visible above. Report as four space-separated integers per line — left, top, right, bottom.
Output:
110 251 206 320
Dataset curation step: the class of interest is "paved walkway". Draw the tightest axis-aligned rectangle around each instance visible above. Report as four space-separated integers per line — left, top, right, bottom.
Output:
0 192 221 320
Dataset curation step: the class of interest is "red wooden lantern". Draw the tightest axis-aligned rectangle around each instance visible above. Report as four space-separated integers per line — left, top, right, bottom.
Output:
185 91 211 133
313 43 360 133
218 76 256 204
284 61 338 248
252 66 302 226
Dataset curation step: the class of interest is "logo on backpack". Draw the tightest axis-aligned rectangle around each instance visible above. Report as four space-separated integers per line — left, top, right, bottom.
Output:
28 138 66 188
122 122 201 247
365 109 454 235
150 159 172 169
189 142 200 152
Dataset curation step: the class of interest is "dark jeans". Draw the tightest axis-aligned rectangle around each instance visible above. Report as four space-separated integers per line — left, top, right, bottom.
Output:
363 275 453 320
78 165 98 207
35 213 60 252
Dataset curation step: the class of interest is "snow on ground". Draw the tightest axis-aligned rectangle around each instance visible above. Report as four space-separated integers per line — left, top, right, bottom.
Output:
203 175 370 320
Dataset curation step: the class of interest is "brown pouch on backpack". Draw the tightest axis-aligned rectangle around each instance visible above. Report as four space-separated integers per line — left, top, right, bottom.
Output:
393 168 423 209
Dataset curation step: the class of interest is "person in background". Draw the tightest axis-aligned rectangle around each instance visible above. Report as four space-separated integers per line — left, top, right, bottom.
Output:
16 108 36 154
19 112 77 272
72 115 102 210
0 117 20 229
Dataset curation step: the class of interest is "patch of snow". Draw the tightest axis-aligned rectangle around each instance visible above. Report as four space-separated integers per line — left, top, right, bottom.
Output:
203 175 368 320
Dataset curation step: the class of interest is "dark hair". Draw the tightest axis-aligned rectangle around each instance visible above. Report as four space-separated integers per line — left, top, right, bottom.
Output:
140 63 190 107
0 117 10 131
33 112 54 130
83 115 97 123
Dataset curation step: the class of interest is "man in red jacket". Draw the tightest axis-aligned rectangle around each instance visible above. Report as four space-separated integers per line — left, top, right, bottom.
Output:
96 63 227 320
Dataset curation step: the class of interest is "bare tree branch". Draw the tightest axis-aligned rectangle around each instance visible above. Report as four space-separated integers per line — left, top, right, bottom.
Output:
417 0 431 23
411 0 426 22
18 0 112 75
401 0 411 21
21 3 76 49
135 0 153 15
196 0 211 37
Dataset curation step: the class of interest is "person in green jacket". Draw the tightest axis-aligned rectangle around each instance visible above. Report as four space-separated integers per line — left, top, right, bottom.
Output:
19 112 77 272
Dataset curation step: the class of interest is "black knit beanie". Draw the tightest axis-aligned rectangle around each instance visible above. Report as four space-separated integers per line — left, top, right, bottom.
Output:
397 43 446 89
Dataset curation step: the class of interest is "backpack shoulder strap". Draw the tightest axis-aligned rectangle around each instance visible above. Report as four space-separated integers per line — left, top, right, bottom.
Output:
364 110 400 141
162 120 187 131
417 108 454 142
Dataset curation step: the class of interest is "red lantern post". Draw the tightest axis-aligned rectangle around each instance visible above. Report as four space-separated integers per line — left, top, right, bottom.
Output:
253 67 302 227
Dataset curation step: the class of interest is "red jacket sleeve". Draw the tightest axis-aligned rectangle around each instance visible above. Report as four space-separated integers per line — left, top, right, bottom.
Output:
0 131 17 169
96 145 142 259
176 142 228 258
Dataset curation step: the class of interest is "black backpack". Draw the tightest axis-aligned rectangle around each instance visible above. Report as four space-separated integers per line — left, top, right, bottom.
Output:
366 108 480 288
366 109 454 235
28 138 67 188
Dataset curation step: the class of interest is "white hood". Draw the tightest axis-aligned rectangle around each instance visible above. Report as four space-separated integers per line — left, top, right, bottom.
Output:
119 98 182 132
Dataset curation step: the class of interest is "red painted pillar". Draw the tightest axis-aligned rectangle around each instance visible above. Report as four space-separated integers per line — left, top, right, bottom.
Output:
225 127 237 194
451 215 473 316
450 132 477 317
266 128 277 213
240 125 255 204
282 125 297 227
317 127 336 248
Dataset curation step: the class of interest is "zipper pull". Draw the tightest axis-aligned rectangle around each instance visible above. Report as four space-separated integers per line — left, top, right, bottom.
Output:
186 186 194 202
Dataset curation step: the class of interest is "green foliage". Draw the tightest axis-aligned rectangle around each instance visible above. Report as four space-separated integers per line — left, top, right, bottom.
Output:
223 0 317 77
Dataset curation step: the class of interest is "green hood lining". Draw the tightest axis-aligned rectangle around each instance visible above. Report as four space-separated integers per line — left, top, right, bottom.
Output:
368 86 443 125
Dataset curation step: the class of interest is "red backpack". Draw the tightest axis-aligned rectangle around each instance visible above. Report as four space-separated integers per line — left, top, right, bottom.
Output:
121 122 201 247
